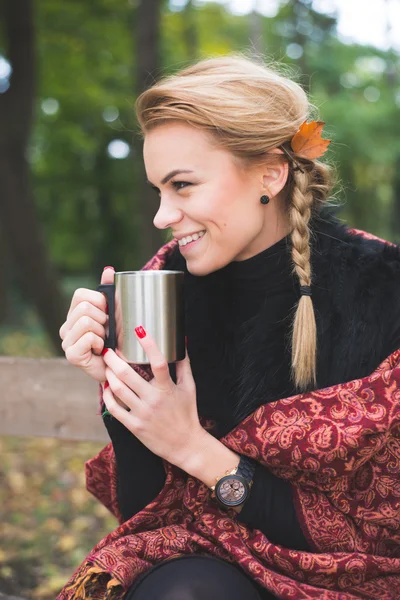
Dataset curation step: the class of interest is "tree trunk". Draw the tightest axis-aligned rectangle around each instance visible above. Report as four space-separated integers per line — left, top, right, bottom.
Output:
392 155 400 243
0 0 67 355
249 4 264 56
0 224 10 325
133 0 165 268
94 136 123 273
182 0 198 60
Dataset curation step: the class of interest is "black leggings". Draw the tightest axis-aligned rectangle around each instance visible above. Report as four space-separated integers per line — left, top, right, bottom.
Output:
124 555 276 600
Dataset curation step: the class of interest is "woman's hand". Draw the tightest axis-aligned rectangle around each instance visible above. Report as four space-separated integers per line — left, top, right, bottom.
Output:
59 267 114 383
102 327 207 467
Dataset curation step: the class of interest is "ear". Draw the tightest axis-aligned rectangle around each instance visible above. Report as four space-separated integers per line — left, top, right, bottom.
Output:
260 148 289 198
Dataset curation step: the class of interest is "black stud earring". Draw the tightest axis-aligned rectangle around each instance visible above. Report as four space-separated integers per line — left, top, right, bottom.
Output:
260 195 270 205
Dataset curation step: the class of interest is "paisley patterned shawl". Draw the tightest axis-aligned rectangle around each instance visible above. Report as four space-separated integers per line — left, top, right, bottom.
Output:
57 229 400 600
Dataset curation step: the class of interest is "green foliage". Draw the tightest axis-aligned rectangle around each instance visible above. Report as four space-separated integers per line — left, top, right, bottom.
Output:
28 0 400 282
33 0 139 274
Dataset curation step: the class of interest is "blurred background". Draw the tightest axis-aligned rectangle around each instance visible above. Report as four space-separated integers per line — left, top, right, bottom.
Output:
0 0 399 597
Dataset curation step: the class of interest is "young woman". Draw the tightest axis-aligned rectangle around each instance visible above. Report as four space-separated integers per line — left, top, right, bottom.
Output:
58 55 400 599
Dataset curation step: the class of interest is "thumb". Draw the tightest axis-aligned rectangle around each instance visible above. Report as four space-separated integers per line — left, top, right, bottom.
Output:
100 266 115 285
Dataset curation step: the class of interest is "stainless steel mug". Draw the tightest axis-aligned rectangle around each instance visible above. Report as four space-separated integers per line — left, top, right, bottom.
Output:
97 270 185 364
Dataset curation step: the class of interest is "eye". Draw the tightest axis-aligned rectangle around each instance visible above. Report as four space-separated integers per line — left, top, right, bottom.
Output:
150 181 192 196
172 181 191 191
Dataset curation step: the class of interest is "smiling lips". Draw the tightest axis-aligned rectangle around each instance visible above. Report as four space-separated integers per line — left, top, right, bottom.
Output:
177 230 206 247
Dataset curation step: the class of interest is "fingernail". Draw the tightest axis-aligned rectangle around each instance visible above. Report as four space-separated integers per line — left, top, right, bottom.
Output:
105 303 109 315
102 348 109 356
103 266 114 271
135 326 146 339
104 381 109 389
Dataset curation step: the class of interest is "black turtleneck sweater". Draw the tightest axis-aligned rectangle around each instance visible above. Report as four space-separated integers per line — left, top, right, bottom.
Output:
104 233 310 551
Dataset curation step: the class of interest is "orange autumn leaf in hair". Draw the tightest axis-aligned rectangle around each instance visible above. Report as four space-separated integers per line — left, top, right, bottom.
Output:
291 120 331 159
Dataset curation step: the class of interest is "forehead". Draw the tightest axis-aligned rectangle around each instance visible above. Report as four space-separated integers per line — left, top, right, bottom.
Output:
144 122 212 156
143 122 224 173
143 122 247 183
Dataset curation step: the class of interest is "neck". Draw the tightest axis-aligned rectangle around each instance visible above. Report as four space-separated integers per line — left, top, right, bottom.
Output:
234 201 292 262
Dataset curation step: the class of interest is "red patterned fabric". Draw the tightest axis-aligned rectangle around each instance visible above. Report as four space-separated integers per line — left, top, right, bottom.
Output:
57 233 400 600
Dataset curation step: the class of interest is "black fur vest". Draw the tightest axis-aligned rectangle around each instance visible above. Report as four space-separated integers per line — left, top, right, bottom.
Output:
164 207 400 438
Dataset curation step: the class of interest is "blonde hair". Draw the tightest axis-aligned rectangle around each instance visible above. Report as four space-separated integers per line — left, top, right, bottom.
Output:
135 53 336 392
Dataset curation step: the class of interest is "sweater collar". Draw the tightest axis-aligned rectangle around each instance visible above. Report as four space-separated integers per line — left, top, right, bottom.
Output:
221 232 294 292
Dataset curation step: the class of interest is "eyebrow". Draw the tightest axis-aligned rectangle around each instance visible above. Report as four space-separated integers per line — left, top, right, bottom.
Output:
146 169 194 188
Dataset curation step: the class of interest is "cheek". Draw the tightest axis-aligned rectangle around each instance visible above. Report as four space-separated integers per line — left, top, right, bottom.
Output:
202 178 244 225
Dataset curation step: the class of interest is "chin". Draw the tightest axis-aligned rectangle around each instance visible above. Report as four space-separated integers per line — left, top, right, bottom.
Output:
185 255 229 277
185 261 214 277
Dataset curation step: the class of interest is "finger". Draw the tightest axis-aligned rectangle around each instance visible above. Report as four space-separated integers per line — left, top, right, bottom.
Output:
64 268 114 330
134 326 172 390
100 266 115 285
67 288 108 322
102 383 138 431
65 331 104 366
105 367 144 415
104 375 130 410
102 348 148 397
175 339 195 387
62 315 106 353
61 302 107 341
103 367 129 410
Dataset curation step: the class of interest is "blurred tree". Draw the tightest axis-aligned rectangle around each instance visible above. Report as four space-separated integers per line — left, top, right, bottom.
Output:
280 0 337 90
34 0 139 275
182 0 198 60
133 0 165 267
392 154 400 244
270 0 400 238
249 0 263 56
0 0 67 353
0 226 10 324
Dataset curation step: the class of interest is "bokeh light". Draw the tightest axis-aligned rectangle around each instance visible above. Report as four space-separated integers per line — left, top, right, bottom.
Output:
107 139 131 159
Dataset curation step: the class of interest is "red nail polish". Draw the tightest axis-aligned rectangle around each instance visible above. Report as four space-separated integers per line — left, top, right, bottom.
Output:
103 266 114 271
135 326 146 339
105 304 109 315
104 381 109 389
102 348 109 356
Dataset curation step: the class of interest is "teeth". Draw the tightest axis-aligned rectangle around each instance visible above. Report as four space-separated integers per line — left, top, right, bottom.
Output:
178 231 206 246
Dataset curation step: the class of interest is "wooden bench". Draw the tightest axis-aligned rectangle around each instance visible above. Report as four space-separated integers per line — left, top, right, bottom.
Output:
0 357 108 442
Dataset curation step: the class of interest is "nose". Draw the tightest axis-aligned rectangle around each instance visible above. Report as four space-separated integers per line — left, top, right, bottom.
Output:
153 197 184 231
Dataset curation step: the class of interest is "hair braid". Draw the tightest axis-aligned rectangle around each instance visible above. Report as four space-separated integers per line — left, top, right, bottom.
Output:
289 166 318 391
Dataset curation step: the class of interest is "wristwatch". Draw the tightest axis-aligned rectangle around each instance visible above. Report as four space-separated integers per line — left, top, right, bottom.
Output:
211 455 256 508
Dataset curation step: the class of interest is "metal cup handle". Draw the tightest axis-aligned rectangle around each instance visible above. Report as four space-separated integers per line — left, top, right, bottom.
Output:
97 283 117 350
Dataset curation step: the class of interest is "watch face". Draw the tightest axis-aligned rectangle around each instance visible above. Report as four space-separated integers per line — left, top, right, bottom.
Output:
215 475 249 507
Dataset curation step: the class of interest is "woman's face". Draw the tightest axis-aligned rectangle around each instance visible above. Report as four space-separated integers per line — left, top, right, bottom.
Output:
143 122 290 276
